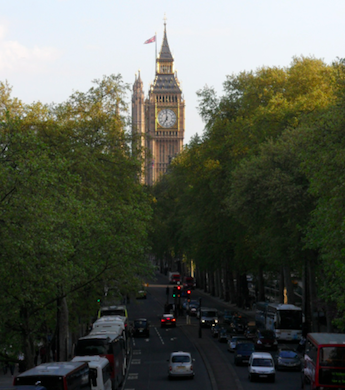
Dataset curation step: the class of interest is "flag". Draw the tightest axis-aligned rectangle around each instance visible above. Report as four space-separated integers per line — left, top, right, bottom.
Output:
144 35 156 44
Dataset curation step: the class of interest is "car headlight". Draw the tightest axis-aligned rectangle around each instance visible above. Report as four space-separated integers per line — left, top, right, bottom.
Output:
215 319 218 323
202 319 205 323
257 340 262 344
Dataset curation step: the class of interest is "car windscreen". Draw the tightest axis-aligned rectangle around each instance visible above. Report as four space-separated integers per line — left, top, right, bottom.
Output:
202 311 217 317
75 339 112 355
134 320 147 327
252 358 274 367
260 331 275 339
238 343 255 351
172 355 191 363
279 350 298 358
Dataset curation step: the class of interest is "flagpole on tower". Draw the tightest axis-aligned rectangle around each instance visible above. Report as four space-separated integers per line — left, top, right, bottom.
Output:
155 31 157 72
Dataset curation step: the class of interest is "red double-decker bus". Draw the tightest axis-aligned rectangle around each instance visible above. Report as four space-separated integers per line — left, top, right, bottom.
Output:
302 333 345 389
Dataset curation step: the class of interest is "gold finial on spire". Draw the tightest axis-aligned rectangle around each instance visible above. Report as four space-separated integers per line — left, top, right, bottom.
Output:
163 13 167 27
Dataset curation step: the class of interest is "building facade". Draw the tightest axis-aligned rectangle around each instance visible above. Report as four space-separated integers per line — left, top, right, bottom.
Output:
132 22 185 185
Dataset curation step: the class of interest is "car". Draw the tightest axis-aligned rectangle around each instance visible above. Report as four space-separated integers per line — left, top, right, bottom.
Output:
248 352 275 382
136 289 147 299
275 348 302 371
132 318 150 337
227 335 247 352
218 325 231 343
230 315 247 333
167 351 194 379
188 300 200 316
211 323 221 338
161 314 176 328
253 329 278 350
198 307 219 327
223 310 237 324
234 341 255 365
244 323 257 339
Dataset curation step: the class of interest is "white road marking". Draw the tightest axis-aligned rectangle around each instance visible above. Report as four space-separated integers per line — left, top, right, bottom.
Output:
131 359 141 365
154 326 165 345
128 373 138 380
133 350 141 355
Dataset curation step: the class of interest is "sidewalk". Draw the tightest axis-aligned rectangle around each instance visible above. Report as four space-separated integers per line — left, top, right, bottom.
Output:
0 368 16 386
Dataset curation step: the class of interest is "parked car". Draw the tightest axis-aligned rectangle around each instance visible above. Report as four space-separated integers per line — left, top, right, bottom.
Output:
161 314 176 328
132 318 150 337
275 348 302 371
248 352 275 382
253 329 278 350
234 341 255 366
227 335 247 352
167 351 194 379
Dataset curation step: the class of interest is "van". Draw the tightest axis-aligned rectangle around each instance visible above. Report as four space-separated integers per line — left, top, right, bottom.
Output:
72 356 111 390
198 307 219 327
248 352 275 382
14 361 91 390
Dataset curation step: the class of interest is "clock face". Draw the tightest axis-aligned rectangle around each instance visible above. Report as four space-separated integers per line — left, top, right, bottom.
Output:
158 109 177 128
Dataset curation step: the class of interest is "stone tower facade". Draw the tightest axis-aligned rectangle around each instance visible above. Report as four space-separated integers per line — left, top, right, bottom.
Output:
132 22 185 185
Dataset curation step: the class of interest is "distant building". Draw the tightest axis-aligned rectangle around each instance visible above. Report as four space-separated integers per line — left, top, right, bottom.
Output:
132 21 185 185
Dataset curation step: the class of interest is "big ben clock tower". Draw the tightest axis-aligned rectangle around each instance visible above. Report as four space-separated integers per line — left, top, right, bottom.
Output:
132 20 185 185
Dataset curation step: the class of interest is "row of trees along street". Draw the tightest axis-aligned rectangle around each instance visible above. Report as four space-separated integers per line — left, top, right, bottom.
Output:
0 76 153 369
150 57 345 335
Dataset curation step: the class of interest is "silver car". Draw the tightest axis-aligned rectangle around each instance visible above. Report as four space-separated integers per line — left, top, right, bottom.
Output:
168 351 195 379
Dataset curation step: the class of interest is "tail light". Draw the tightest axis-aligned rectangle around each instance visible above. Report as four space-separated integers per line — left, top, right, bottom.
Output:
172 318 176 322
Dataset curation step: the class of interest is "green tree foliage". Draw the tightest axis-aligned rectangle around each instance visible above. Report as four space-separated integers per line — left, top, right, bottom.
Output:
0 76 152 365
151 56 341 313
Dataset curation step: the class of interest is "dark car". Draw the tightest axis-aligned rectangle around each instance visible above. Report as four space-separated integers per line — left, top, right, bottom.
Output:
223 310 237 324
161 313 176 328
218 325 231 343
211 323 221 338
253 329 278 350
234 341 255 365
244 325 257 340
132 318 150 337
230 316 247 334
275 348 302 371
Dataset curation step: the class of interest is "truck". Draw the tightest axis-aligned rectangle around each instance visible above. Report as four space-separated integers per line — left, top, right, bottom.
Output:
168 271 180 284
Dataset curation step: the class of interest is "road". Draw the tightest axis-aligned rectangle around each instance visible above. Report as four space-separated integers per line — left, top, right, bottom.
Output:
123 271 303 390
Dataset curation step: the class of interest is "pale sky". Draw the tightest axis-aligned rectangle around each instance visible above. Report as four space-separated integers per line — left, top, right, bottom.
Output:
1 0 344 144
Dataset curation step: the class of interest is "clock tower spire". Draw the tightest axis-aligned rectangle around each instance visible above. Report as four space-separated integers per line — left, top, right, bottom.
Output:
132 20 185 185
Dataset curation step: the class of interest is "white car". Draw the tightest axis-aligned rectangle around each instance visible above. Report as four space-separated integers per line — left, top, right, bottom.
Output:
168 351 195 379
248 352 275 382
